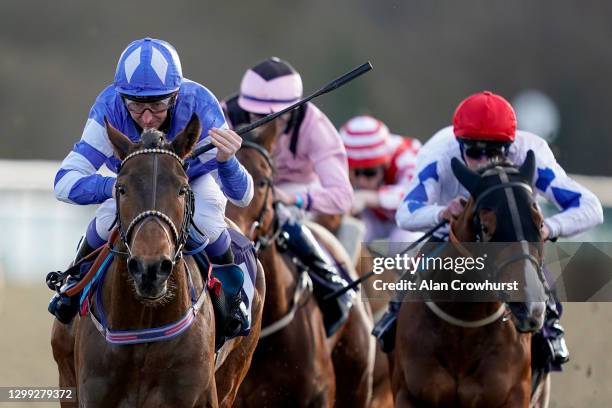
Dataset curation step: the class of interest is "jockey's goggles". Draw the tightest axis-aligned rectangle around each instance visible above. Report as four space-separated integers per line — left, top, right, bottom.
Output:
459 140 510 160
123 95 175 114
353 167 383 178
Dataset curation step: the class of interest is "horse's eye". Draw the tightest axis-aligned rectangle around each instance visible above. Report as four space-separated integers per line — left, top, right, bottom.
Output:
116 185 126 196
179 185 189 196
258 179 268 188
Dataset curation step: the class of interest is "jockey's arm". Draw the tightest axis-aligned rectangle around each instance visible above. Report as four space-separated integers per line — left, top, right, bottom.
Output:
396 158 448 232
190 125 254 208
302 116 354 215
188 95 254 208
54 95 116 205
530 136 604 238
374 143 421 212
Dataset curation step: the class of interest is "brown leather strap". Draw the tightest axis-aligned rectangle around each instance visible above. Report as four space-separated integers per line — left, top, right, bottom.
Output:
64 229 119 297
448 222 474 258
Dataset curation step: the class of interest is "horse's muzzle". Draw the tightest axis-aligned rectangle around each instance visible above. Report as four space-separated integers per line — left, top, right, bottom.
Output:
127 256 174 299
508 301 545 333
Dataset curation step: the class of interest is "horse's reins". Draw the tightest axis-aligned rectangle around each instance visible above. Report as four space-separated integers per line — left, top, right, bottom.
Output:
437 165 547 328
238 141 313 338
239 141 283 253
113 148 196 264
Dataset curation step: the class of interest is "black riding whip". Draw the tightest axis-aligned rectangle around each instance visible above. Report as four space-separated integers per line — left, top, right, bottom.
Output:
323 220 448 301
190 61 373 158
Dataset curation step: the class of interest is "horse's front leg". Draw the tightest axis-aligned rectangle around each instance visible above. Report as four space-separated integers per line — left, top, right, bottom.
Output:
50 319 78 408
500 381 531 408
195 377 219 408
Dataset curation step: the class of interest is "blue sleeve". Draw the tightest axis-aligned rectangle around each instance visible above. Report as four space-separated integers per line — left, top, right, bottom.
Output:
217 156 251 202
64 174 115 204
54 86 118 205
195 86 228 143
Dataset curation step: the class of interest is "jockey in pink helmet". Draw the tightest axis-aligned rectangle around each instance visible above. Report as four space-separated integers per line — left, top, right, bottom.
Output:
339 115 422 243
222 57 355 336
226 57 353 216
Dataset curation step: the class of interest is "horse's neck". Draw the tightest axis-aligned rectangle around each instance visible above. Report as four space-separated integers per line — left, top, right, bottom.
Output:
429 242 504 323
100 260 194 330
259 244 297 323
257 126 280 154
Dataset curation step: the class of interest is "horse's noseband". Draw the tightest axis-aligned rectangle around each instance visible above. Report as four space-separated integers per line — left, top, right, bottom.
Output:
471 166 546 286
115 148 194 264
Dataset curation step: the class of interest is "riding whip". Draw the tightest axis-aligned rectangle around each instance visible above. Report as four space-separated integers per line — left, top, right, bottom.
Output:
190 61 373 158
323 220 448 301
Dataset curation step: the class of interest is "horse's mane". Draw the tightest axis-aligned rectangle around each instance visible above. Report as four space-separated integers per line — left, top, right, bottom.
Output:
477 157 519 176
140 128 171 150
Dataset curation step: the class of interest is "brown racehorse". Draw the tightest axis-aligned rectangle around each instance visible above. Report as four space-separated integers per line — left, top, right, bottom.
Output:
357 244 399 408
391 153 550 408
50 115 264 407
227 140 375 407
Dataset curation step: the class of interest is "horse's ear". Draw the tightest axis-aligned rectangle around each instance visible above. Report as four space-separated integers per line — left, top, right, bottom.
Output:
172 113 201 158
451 157 481 196
519 150 536 183
105 117 133 160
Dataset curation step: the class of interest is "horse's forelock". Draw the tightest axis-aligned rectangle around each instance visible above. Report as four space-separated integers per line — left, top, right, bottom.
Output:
477 158 516 176
140 129 171 150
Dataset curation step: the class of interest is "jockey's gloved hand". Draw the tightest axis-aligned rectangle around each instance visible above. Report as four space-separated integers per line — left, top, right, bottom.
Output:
209 128 242 162
274 188 299 207
541 223 552 241
351 190 379 215
439 196 467 222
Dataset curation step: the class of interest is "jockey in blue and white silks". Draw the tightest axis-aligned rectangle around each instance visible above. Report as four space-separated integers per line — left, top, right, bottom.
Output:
55 39 253 253
396 126 603 239
50 38 254 339
375 91 603 371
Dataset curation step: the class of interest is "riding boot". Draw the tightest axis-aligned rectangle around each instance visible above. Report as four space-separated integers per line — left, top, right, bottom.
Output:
278 218 354 337
532 296 569 371
187 236 250 350
47 237 96 324
545 297 569 366
371 300 401 353
208 247 235 265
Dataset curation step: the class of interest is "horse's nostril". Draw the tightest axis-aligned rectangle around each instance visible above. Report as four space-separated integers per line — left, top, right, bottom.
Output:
159 258 174 277
127 258 141 276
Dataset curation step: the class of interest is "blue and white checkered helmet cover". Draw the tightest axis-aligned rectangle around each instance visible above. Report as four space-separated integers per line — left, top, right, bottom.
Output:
114 37 183 97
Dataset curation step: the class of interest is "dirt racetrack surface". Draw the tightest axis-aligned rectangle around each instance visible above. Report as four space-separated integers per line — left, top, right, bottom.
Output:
0 284 610 407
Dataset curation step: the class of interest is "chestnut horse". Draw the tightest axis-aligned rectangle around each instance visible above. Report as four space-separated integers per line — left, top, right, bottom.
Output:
391 152 550 408
50 116 264 407
227 141 375 407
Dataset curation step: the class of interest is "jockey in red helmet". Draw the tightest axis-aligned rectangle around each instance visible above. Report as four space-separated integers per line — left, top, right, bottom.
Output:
377 92 603 370
339 115 422 243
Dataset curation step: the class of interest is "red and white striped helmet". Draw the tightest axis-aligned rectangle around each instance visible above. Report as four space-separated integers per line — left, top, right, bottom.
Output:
339 115 391 168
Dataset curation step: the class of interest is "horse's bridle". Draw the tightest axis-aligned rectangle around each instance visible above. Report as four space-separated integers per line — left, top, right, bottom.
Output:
239 141 282 253
450 165 546 286
113 148 195 264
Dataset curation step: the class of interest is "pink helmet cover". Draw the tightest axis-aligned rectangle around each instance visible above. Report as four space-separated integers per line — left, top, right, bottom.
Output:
238 69 303 114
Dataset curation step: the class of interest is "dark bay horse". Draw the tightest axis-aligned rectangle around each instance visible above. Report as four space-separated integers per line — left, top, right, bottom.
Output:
227 141 375 407
391 152 550 408
50 116 264 407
